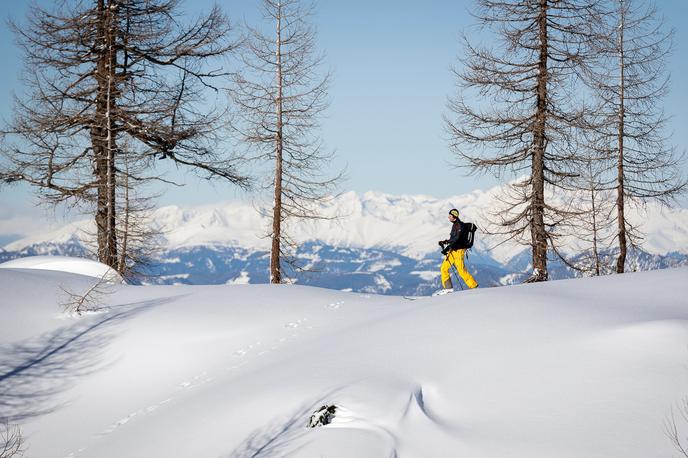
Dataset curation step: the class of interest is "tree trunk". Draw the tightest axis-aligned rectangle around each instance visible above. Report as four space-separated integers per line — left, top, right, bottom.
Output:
106 1 118 269
531 0 549 281
591 188 601 276
118 154 130 275
93 0 118 268
270 3 284 284
616 0 627 274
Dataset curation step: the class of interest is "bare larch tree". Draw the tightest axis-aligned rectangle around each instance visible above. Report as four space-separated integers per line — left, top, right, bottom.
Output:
446 0 603 282
114 142 163 279
570 154 616 276
584 0 685 273
0 0 248 270
229 0 340 284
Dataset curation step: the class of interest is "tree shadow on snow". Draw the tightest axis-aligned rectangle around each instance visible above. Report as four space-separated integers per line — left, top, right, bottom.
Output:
0 296 176 422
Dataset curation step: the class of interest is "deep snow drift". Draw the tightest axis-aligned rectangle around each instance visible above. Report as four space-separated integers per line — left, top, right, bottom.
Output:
0 256 124 283
1 264 687 457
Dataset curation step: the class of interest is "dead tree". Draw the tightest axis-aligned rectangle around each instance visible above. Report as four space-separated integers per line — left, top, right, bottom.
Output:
0 0 248 269
229 0 341 284
584 0 686 273
445 0 603 282
114 142 163 280
570 155 616 276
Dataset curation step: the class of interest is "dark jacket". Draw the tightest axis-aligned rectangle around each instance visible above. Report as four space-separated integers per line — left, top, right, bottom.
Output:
446 220 464 251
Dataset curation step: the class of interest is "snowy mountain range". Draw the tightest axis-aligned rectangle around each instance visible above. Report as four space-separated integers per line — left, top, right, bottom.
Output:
2 188 688 293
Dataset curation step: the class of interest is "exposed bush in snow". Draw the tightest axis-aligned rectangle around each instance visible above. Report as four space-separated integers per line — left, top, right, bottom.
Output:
666 398 688 457
60 272 114 315
0 421 24 458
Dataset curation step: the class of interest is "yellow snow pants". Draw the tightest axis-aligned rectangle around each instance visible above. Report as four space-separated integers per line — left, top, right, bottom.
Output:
440 249 478 289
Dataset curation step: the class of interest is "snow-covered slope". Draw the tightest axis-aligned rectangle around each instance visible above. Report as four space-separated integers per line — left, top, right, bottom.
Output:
0 256 124 283
6 188 688 263
1 265 687 457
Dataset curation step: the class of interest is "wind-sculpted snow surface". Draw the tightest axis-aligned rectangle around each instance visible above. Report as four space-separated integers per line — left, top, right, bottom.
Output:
1 265 687 457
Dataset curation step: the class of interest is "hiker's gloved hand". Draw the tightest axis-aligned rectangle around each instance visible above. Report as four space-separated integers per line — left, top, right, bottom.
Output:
438 240 445 248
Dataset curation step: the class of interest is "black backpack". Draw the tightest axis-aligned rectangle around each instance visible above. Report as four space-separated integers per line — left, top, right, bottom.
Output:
457 222 477 249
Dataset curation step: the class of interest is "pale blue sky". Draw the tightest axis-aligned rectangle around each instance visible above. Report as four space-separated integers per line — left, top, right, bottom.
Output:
0 0 686 216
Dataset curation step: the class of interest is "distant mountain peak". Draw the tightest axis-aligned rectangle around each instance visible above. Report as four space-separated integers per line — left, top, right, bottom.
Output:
3 187 688 264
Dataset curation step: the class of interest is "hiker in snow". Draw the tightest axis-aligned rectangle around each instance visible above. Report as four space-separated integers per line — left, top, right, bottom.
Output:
438 209 478 292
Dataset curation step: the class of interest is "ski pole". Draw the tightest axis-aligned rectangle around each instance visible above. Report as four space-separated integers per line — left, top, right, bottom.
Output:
452 263 464 290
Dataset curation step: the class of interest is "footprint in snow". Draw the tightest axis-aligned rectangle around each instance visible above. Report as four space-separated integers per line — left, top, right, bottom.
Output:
64 448 87 458
178 372 213 389
284 318 307 328
233 340 262 357
101 413 137 434
100 398 173 436
228 361 248 371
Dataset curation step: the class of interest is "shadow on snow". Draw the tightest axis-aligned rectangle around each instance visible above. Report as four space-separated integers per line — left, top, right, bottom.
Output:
0 297 176 422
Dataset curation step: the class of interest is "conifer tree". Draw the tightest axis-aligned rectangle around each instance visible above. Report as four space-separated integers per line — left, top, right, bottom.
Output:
446 0 602 282
229 0 340 284
584 0 685 273
1 0 247 269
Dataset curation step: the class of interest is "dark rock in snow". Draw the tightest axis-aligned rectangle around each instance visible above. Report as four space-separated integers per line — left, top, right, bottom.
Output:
307 405 336 428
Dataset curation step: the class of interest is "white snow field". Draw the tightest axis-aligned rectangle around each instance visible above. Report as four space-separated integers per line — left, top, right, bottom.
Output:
0 256 124 283
1 264 688 458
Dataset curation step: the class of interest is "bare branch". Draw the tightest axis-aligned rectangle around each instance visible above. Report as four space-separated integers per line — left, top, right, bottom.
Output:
0 420 24 458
